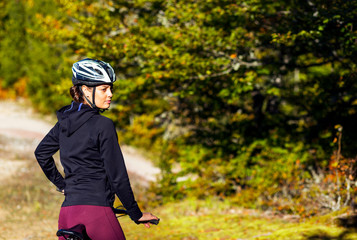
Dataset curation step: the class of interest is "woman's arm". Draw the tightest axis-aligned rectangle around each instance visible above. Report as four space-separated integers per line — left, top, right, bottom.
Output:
99 118 143 221
34 122 65 190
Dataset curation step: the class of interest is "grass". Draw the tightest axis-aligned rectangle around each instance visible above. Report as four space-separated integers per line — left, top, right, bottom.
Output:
0 160 62 240
1 156 357 240
120 199 357 240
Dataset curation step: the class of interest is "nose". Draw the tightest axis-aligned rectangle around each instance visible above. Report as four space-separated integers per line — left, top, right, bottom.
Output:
107 88 113 98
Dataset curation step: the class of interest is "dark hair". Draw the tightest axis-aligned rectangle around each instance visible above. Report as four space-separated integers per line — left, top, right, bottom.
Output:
70 85 85 103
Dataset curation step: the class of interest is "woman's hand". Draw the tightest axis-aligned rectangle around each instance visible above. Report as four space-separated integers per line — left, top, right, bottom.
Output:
137 212 159 228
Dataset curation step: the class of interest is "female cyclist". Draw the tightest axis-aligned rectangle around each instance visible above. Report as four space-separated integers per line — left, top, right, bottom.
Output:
35 58 158 240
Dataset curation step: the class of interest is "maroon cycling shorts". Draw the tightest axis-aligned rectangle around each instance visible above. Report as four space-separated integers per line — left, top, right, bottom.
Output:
58 205 125 240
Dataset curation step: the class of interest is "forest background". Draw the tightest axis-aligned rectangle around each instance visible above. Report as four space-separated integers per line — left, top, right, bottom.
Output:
0 0 356 220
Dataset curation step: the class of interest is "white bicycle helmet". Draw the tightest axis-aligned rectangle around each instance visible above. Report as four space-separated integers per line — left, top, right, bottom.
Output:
71 58 116 110
72 58 116 86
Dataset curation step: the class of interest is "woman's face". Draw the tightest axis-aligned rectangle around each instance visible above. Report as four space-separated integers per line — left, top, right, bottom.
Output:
82 84 113 109
95 84 113 109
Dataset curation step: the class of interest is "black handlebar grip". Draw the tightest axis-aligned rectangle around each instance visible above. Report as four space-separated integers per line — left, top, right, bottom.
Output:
135 218 160 225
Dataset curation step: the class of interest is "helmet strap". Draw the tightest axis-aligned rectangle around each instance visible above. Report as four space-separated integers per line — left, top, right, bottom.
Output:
80 86 97 109
91 86 97 108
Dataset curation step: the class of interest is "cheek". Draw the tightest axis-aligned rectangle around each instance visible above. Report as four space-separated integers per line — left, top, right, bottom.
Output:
95 92 105 101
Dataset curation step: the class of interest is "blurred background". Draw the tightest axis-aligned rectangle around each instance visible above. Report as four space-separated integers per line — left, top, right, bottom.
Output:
0 0 357 239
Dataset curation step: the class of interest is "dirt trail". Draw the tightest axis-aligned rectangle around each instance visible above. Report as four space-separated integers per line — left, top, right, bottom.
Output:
0 99 160 183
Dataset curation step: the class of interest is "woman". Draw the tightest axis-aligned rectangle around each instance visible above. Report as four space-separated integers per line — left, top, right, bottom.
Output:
34 58 158 240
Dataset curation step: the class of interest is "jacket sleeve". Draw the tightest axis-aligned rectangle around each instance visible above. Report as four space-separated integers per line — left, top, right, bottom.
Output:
34 122 65 190
99 118 143 221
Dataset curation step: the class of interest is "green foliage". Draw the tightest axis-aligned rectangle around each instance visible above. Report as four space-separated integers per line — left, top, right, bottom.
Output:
1 0 357 214
0 0 73 109
0 0 28 88
24 0 73 112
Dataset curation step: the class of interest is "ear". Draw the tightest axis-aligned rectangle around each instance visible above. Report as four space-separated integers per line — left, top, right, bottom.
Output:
81 85 91 97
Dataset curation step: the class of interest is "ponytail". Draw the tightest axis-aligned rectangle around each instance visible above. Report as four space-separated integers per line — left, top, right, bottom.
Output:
70 85 84 103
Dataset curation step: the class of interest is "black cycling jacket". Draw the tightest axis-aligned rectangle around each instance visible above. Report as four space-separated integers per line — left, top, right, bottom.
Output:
34 101 142 221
